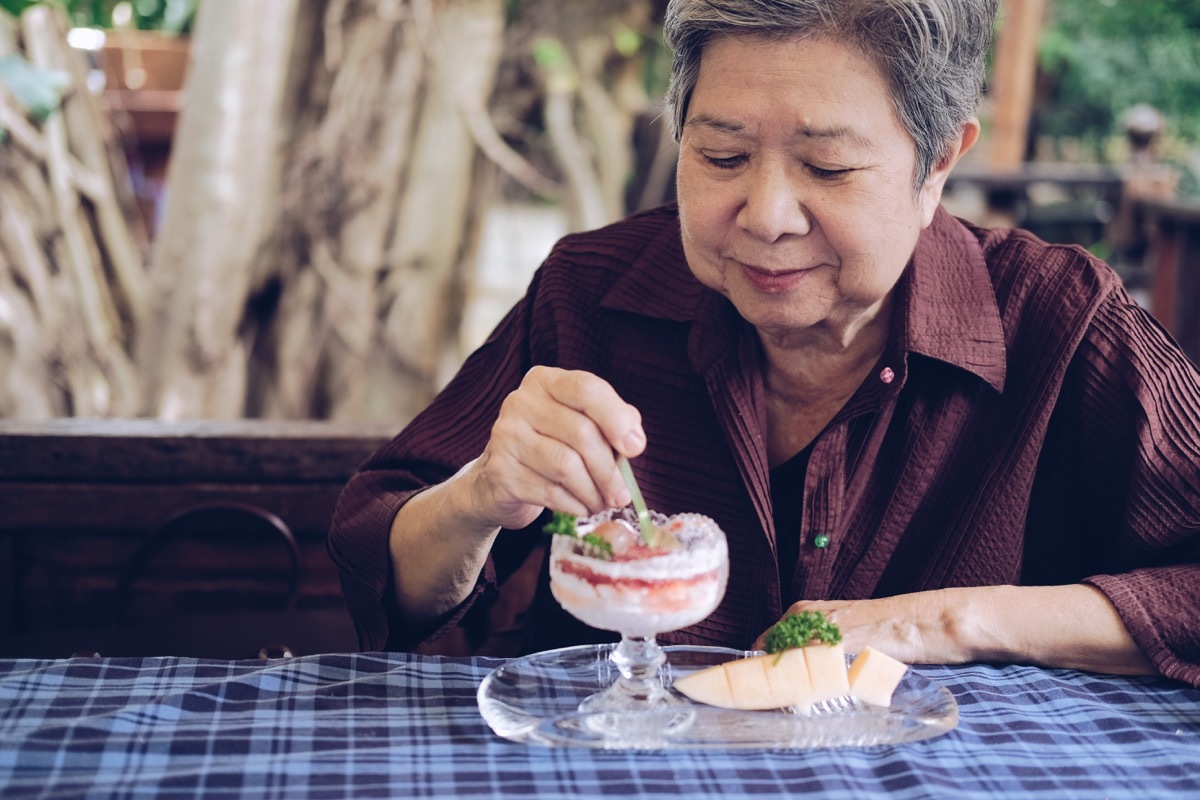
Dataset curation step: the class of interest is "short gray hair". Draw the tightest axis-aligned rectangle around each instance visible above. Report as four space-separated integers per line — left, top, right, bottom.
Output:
663 0 998 190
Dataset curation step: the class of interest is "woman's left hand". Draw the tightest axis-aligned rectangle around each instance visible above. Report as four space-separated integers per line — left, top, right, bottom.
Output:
752 591 972 664
752 585 1156 676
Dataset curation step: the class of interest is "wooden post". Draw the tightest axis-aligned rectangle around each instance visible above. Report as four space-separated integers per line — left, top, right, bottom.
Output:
988 0 1048 171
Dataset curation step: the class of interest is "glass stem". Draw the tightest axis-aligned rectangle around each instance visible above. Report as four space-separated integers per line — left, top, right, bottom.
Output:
610 634 666 700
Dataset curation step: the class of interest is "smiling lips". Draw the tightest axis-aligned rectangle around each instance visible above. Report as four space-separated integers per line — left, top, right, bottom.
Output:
736 260 817 293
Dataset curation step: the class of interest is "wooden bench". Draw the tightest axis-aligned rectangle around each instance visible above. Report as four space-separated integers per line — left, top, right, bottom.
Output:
0 419 396 658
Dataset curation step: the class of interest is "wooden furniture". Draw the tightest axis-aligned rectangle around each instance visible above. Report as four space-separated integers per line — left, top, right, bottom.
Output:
1137 198 1200 367
944 162 1124 245
0 419 396 658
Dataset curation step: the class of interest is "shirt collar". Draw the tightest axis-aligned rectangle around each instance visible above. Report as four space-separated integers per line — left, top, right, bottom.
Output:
600 205 1007 392
903 206 1007 392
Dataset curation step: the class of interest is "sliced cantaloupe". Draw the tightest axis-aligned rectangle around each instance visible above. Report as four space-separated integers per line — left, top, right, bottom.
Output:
673 642 849 711
847 645 908 707
803 642 850 703
762 648 815 707
723 656 779 710
670 658 734 708
674 653 784 710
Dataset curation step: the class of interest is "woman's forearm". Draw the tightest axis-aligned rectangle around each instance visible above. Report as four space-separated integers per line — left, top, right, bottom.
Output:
946 583 1155 675
387 460 503 629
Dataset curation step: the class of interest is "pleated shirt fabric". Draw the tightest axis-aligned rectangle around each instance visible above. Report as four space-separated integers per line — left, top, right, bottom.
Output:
327 204 1200 686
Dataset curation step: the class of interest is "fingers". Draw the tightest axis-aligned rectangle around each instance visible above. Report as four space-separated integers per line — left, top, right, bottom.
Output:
752 600 877 654
478 367 647 522
539 368 646 458
760 598 930 663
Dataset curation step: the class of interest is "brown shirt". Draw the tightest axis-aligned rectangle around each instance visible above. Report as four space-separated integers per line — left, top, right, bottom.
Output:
328 205 1200 686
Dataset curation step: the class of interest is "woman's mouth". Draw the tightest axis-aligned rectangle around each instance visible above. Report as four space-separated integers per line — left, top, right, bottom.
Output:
737 262 814 293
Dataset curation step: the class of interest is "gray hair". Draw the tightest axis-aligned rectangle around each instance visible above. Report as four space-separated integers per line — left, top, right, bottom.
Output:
663 0 998 190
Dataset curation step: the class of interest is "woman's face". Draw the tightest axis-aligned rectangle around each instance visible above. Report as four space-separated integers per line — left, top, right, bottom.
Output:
676 34 963 343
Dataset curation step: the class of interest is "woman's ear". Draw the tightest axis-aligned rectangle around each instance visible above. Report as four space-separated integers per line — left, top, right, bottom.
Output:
919 118 982 226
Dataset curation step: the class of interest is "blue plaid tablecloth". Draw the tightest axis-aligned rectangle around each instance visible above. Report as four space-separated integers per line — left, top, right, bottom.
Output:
0 652 1197 799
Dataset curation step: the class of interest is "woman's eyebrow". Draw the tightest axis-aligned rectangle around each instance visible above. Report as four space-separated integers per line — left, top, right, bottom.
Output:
684 113 745 134
795 124 873 149
685 113 872 149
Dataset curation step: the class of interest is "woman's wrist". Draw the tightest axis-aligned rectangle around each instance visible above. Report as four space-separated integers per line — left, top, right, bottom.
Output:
936 585 1023 664
438 457 508 538
387 463 504 622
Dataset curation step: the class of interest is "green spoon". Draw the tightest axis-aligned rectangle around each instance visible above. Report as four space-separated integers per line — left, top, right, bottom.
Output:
617 455 655 545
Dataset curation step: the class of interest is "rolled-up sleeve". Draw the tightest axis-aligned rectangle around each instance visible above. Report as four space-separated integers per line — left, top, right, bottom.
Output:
1072 293 1200 685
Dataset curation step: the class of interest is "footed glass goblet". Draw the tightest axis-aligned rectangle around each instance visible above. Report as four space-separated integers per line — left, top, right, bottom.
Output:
548 507 729 730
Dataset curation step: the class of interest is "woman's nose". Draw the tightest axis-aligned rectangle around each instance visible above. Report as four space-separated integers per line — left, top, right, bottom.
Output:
736 160 811 243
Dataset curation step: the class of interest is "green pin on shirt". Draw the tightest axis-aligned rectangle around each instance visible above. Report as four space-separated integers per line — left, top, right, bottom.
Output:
813 533 830 549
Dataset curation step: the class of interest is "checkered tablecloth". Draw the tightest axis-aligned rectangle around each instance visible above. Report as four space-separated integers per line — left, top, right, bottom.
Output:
0 652 1197 799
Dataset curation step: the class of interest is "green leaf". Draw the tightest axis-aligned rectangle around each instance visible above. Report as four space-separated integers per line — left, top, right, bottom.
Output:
542 510 577 537
763 611 842 656
0 55 69 122
532 36 570 71
543 510 613 559
613 26 640 58
578 533 614 558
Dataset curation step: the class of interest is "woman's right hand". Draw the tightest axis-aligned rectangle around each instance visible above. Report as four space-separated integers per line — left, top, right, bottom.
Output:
459 366 647 532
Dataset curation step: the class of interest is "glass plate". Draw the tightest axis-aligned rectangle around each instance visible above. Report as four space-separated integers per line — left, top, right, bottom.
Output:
477 644 958 750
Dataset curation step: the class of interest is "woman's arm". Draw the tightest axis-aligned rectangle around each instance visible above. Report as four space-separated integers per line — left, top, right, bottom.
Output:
386 366 646 629
757 584 1155 676
385 461 504 631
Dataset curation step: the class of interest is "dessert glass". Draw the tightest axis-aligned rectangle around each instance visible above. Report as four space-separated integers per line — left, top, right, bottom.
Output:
548 506 729 723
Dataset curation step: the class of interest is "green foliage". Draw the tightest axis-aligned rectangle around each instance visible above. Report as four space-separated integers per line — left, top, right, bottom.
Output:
0 55 68 120
0 0 41 15
0 0 196 32
1038 0 1200 144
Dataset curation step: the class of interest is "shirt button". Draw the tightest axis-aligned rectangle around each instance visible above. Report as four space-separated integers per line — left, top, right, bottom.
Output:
813 534 830 549
879 367 895 384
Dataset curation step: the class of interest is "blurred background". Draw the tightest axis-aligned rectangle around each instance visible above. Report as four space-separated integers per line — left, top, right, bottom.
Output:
2 0 1199 424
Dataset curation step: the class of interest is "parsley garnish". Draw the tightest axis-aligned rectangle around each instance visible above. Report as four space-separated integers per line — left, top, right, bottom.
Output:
542 510 613 559
763 611 843 659
543 510 578 537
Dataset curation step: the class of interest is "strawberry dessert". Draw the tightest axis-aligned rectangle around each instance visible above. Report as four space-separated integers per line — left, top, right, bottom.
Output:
548 508 729 638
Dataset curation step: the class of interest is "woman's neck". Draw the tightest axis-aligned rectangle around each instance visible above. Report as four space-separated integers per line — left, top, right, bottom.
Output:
759 297 892 466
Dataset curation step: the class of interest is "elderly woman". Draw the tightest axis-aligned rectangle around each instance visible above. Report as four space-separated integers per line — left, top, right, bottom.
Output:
328 0 1200 686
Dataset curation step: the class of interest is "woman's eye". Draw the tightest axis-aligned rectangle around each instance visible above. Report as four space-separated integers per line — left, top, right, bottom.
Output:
703 153 747 170
808 164 851 179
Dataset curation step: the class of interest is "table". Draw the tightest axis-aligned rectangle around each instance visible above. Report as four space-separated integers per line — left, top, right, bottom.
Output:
1 652 1197 799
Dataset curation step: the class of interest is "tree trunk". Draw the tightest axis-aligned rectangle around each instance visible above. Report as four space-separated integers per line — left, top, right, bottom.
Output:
138 0 302 419
259 0 507 422
142 0 506 422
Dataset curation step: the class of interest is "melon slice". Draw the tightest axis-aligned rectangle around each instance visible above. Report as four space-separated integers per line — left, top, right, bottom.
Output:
670 658 734 708
803 642 850 703
847 645 908 707
673 642 849 711
762 648 815 707
723 656 779 710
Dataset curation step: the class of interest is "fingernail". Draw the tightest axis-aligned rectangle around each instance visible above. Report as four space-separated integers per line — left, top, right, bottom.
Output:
612 488 632 508
621 430 645 453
